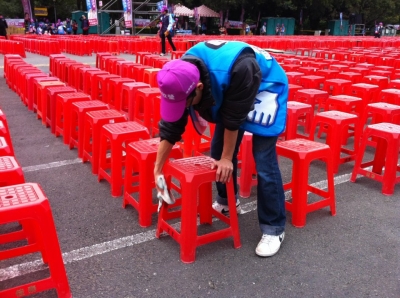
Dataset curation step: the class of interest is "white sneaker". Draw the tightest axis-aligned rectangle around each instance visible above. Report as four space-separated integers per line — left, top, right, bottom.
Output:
160 53 165 56
255 232 285 257
212 201 242 215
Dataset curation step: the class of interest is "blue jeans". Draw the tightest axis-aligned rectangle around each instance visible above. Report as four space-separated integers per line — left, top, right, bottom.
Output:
210 123 244 199
252 134 286 236
212 122 286 236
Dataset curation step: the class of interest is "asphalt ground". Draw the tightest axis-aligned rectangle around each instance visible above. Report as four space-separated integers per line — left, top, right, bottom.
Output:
0 51 399 298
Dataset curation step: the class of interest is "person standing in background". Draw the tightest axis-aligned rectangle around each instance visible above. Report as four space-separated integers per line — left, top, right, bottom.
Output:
0 14 8 39
72 20 78 35
280 24 285 35
260 22 266 35
24 12 30 34
158 6 176 56
80 15 89 35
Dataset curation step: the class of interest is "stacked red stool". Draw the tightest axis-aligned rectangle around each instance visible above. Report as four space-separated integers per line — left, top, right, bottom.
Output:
55 92 91 144
156 156 241 263
123 138 182 227
97 121 150 197
300 75 325 89
45 86 76 133
377 89 400 105
69 100 109 158
91 74 120 102
310 110 360 173
106 78 135 109
276 139 336 227
0 156 24 186
120 82 150 120
82 109 126 175
323 79 352 96
0 121 14 156
133 87 160 132
0 183 72 297
35 81 65 118
350 123 400 196
347 83 380 105
362 75 389 89
282 101 313 140
293 88 329 112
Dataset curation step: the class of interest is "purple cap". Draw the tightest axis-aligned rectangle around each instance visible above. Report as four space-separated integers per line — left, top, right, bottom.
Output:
157 60 200 122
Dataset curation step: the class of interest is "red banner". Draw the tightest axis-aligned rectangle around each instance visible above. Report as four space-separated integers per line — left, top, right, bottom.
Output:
21 0 32 20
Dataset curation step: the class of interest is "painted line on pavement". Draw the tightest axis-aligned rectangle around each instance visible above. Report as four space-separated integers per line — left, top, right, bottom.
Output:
0 171 353 282
22 158 82 172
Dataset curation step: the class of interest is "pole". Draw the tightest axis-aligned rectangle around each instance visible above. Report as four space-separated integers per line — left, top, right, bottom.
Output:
53 0 57 23
131 0 135 35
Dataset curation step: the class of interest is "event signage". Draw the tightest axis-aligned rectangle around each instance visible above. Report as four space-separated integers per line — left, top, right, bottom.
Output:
86 0 98 26
122 0 132 28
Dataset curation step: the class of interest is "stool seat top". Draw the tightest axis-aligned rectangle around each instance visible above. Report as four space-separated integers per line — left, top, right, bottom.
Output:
169 156 215 174
351 83 379 89
368 102 400 110
325 79 352 84
368 122 400 133
137 87 160 95
301 75 325 80
277 139 329 152
0 183 43 208
288 101 312 109
317 110 358 119
57 92 90 100
128 138 180 154
103 121 147 134
381 89 400 94
47 86 76 94
109 78 135 83
0 156 19 170
329 95 362 102
297 89 328 95
72 100 107 109
87 109 125 119
364 75 387 80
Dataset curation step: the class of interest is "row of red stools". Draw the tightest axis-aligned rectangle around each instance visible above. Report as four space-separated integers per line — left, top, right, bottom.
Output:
0 39 26 57
0 102 71 296
4 53 240 264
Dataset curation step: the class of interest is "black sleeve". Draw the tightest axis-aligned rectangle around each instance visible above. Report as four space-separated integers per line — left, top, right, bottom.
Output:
159 109 189 145
220 52 262 131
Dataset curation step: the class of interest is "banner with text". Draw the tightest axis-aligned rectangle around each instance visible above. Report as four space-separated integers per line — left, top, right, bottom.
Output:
86 0 98 26
122 0 132 28
21 0 32 20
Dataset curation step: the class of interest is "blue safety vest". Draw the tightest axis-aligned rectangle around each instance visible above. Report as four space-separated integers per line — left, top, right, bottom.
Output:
185 40 288 137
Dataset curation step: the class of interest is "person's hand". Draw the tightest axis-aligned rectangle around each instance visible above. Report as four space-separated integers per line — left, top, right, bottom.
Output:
164 30 169 36
211 158 233 184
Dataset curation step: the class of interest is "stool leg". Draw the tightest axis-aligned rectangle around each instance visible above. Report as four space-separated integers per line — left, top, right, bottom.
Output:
226 179 241 248
138 160 155 227
381 139 398 196
198 182 212 225
290 160 309 227
180 186 198 263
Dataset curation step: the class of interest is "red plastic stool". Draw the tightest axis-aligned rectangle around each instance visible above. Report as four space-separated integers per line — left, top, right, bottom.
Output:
77 67 100 92
0 183 72 298
336 72 363 84
96 52 113 69
293 88 329 112
316 69 339 80
362 75 389 90
329 64 349 72
282 101 313 140
22 73 48 107
82 109 126 175
106 78 135 109
83 70 109 95
44 86 77 133
36 81 66 120
0 137 12 156
120 82 150 120
300 75 325 89
133 87 160 132
121 62 141 79
349 67 370 77
286 71 304 85
123 138 182 227
347 83 380 105
388 79 400 89
98 121 150 197
151 95 161 137
143 68 161 87
30 76 59 112
377 89 400 105
55 92 91 144
69 100 109 158
326 95 363 115
156 156 241 263
288 84 303 100
177 120 215 157
237 132 257 198
0 156 24 186
91 74 120 102
310 110 360 173
69 64 87 88
170 50 185 60
132 65 152 82
135 51 151 64
350 123 400 196
0 121 14 156
277 139 336 229
323 79 352 96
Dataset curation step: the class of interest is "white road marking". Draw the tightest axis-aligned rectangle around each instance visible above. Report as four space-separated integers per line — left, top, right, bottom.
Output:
0 168 353 281
22 158 82 172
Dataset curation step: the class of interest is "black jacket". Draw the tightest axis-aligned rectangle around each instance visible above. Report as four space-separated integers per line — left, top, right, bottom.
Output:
159 51 261 144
